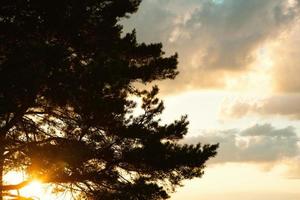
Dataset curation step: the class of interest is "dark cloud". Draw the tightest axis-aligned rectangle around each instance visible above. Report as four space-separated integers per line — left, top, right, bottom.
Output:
184 124 299 163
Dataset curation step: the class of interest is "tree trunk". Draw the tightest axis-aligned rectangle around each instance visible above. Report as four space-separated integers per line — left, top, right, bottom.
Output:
0 143 4 200
0 118 8 200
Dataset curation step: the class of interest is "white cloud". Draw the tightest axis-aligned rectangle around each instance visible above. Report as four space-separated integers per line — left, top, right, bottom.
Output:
221 94 300 119
268 21 300 93
184 124 299 163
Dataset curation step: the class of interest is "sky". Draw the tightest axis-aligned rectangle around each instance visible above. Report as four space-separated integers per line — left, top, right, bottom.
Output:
121 0 300 199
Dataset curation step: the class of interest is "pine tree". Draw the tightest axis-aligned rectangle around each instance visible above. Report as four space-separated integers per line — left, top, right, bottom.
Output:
0 0 218 199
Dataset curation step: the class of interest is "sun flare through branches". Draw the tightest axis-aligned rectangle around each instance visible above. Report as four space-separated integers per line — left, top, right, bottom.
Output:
3 172 70 200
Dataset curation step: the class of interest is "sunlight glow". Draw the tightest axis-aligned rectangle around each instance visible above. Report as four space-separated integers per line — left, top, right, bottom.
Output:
4 171 24 184
224 45 274 96
20 180 44 199
3 171 71 200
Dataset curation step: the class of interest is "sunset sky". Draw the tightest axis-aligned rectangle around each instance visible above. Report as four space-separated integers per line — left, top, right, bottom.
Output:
122 0 300 199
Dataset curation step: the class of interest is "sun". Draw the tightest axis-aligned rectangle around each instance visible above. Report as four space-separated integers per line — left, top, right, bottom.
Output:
4 172 45 199
20 180 44 199
3 171 69 200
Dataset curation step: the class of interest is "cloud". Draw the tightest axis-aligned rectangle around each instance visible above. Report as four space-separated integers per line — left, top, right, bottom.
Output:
221 94 300 119
269 21 300 93
122 0 199 44
122 0 300 91
184 0 299 70
184 124 299 163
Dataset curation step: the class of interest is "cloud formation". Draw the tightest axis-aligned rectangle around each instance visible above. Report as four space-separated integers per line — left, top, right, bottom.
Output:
221 94 300 119
184 124 299 163
122 0 300 91
270 21 300 93
182 0 299 70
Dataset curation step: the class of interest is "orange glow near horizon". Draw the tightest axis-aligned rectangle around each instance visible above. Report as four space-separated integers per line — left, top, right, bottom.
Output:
171 162 300 200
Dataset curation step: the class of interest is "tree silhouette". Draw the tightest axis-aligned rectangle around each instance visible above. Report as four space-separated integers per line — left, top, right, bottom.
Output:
0 0 218 199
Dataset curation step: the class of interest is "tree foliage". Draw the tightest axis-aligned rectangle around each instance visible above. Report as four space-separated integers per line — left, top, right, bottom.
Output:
0 0 218 199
